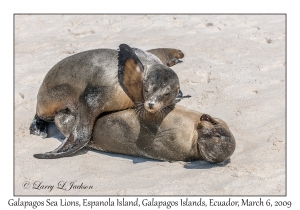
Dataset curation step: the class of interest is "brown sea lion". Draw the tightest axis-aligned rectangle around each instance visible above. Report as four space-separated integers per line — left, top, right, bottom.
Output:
55 105 235 163
31 44 185 159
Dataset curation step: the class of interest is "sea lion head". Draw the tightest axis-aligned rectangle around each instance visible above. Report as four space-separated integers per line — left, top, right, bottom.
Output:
118 44 179 114
197 114 236 163
143 64 179 113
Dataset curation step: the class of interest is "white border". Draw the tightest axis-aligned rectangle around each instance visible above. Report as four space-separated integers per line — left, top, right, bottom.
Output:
2 0 298 209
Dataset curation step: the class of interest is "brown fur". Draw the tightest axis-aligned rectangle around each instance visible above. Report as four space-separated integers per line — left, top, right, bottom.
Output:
122 58 144 103
146 48 184 67
55 105 235 163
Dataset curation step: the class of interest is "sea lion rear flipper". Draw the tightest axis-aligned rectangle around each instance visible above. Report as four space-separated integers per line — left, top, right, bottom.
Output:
33 132 89 159
175 90 191 103
146 48 184 67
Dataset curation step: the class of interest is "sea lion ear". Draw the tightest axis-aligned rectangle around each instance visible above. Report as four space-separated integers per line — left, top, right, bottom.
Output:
118 44 144 103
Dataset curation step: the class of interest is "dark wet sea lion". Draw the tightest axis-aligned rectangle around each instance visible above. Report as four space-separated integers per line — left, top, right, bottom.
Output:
31 44 184 159
55 105 235 163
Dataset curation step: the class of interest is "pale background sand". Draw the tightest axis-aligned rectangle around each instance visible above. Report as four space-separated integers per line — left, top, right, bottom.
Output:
14 15 285 195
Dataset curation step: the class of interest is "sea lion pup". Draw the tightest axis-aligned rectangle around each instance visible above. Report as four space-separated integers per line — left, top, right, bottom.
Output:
55 106 235 163
31 44 183 159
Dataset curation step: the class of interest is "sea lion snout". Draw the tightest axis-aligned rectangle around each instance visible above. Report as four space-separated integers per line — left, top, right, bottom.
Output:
144 99 163 113
148 102 154 109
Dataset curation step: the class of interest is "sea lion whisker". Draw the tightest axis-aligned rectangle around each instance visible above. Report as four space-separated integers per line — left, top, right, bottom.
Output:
160 109 167 119
135 107 144 118
143 109 147 119
156 109 162 119
142 109 146 119
134 108 140 116
135 106 148 119
134 102 144 110
161 110 165 119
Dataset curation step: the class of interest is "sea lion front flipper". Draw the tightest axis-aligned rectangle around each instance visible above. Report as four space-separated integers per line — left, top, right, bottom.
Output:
118 44 145 103
146 48 184 67
33 89 100 159
33 86 101 159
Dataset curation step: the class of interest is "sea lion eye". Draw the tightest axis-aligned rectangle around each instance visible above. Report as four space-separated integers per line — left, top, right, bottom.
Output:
164 93 170 96
144 89 149 93
215 134 221 138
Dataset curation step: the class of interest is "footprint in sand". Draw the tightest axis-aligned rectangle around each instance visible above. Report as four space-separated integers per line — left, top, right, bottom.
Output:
178 69 211 84
68 29 95 38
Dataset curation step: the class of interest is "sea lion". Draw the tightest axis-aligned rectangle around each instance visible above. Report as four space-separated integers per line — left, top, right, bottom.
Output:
53 61 235 162
55 106 235 163
31 44 184 159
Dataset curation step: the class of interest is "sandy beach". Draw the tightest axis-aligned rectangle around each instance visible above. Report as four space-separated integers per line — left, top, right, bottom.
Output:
14 15 285 196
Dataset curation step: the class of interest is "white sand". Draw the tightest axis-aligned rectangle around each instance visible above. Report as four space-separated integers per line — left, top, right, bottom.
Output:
14 15 285 195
